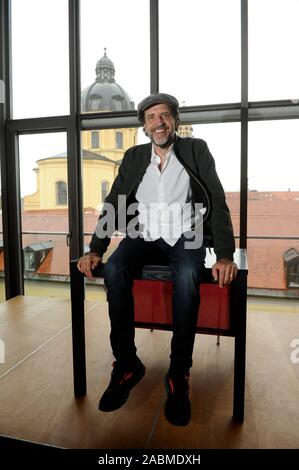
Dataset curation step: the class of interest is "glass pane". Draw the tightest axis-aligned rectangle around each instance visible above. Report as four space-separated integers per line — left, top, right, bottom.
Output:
247 239 299 293
11 0 69 118
188 122 240 241
248 120 299 296
80 0 150 113
249 0 299 101
82 125 139 300
19 133 70 297
159 0 241 106
248 120 299 192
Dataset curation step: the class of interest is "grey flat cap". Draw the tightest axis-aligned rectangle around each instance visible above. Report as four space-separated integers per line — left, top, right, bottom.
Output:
137 92 179 122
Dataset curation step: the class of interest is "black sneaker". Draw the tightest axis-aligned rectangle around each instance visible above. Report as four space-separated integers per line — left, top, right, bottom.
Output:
164 371 191 426
98 358 145 412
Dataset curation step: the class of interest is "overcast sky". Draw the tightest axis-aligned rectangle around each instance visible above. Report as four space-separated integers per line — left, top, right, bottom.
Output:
9 0 299 196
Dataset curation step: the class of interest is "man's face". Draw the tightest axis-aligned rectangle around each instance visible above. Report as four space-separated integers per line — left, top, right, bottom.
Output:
143 103 176 148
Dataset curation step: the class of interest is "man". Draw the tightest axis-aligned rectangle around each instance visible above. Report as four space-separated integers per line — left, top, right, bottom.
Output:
77 92 237 426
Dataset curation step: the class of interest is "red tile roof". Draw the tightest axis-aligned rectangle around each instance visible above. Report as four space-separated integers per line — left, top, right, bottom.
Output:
0 192 298 291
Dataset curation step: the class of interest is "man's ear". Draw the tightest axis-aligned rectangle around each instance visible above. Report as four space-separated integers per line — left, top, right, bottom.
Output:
175 118 180 131
143 126 148 136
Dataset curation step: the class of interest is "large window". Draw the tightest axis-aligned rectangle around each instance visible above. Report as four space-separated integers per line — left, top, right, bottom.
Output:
19 133 69 297
159 0 241 106
249 0 299 101
188 123 241 241
81 126 138 221
11 0 69 118
82 126 140 300
248 120 299 292
189 123 241 192
248 120 299 192
80 0 150 111
1 1 298 301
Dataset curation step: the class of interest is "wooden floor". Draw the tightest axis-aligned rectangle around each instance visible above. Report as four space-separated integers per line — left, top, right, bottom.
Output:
0 295 299 449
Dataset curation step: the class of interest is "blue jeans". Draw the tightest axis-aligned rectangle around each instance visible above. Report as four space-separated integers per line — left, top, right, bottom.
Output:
104 234 206 374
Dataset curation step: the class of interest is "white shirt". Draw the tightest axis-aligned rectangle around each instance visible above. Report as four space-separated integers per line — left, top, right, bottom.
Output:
135 145 194 246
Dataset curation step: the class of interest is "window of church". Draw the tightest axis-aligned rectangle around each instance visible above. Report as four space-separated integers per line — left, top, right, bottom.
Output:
91 131 100 149
115 132 123 149
56 181 68 206
113 98 123 111
90 98 101 111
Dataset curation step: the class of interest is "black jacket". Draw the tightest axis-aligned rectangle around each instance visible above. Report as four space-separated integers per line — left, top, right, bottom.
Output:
90 136 235 260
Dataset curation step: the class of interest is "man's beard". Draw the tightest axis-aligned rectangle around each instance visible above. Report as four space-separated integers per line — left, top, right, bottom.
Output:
151 128 175 149
153 135 174 148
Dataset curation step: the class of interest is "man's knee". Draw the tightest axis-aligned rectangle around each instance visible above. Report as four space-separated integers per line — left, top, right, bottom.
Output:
104 256 124 283
172 263 203 286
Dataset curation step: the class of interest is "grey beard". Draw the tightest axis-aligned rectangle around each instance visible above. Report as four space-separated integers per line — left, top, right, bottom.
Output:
153 133 175 149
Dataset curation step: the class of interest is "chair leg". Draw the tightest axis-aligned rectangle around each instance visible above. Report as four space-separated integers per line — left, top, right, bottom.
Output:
232 272 247 423
216 335 220 345
70 261 87 397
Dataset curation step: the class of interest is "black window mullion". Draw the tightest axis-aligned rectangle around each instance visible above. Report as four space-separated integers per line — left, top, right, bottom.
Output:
240 0 248 249
150 0 159 93
3 127 24 298
0 0 24 298
68 0 83 260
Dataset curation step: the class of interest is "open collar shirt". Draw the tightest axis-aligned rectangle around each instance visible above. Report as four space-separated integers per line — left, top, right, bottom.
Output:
135 144 194 246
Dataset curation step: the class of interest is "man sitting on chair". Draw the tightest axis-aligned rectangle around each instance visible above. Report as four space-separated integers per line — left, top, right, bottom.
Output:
77 92 237 426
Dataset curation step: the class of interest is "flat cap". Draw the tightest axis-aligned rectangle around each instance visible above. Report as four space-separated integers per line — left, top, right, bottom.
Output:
137 92 179 122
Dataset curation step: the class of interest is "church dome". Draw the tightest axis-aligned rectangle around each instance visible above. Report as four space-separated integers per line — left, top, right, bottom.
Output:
81 48 135 113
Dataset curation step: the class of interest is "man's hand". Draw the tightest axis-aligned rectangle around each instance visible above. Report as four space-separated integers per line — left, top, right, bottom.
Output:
212 258 238 288
77 253 102 279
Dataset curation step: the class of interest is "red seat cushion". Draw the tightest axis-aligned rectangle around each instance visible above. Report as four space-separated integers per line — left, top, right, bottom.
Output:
133 280 230 330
